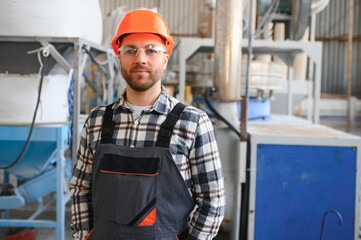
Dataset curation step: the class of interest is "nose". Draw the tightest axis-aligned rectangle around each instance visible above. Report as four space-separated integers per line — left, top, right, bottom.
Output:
134 49 146 64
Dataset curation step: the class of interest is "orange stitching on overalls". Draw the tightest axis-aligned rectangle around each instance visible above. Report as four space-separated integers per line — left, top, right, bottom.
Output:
100 169 158 176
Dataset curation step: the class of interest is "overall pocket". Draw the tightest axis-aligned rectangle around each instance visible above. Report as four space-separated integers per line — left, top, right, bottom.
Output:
92 153 159 226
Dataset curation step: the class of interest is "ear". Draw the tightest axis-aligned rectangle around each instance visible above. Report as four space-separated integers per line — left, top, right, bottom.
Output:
163 54 169 70
117 55 123 65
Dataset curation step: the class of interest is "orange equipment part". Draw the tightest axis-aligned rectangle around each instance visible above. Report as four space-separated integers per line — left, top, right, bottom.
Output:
111 9 174 56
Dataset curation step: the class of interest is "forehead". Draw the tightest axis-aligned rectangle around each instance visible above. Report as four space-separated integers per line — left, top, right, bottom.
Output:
121 33 166 47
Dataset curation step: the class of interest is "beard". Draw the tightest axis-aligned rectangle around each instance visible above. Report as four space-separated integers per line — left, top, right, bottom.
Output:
121 65 163 92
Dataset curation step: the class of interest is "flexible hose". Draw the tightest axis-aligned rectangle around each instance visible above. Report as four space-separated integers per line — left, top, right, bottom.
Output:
82 46 109 78
0 53 48 169
204 88 241 137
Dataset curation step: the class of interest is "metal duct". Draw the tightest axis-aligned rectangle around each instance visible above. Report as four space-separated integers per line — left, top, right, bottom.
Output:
213 0 243 101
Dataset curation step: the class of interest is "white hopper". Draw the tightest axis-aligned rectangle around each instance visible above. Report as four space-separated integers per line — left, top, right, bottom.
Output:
0 74 70 125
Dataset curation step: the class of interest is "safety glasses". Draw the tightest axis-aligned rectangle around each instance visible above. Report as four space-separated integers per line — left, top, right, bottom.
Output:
119 45 166 58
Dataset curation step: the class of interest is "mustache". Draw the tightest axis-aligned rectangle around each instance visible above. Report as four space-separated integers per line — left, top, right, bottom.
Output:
131 66 150 71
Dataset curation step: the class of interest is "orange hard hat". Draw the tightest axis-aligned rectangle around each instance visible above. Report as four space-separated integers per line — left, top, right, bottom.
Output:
111 9 174 56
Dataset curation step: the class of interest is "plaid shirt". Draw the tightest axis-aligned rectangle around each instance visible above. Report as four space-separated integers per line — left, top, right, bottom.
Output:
70 87 225 240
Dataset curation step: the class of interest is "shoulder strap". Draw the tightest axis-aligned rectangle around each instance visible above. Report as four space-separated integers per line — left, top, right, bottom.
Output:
155 102 186 148
101 103 115 144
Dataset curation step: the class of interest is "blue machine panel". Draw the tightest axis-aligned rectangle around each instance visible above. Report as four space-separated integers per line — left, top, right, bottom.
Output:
0 141 56 180
254 144 356 240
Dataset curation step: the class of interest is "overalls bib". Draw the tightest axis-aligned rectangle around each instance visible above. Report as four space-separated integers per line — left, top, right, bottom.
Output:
88 103 195 240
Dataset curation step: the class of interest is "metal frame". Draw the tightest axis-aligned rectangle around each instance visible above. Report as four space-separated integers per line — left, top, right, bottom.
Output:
0 35 119 239
0 35 119 163
176 37 322 123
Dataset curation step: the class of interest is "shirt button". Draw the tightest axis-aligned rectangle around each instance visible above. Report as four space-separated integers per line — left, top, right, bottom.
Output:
134 120 139 126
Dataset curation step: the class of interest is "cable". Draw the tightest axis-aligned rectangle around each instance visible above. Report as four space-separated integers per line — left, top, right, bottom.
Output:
0 52 48 169
67 71 74 154
82 46 110 104
204 88 241 137
81 46 109 78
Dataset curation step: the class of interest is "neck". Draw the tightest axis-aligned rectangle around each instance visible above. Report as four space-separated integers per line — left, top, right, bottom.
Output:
126 83 162 106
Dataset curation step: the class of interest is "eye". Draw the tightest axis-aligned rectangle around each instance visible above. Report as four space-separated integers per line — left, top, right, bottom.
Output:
144 47 158 55
124 48 137 55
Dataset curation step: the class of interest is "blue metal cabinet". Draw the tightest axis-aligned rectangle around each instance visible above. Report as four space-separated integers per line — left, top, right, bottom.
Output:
256 145 355 239
246 116 361 240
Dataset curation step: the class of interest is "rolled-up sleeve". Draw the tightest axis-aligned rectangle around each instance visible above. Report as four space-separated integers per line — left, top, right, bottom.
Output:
188 112 225 239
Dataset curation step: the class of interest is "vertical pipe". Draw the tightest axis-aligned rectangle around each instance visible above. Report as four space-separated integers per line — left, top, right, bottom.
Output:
178 41 186 103
107 52 115 104
308 15 316 81
56 127 65 240
213 1 243 240
213 0 243 101
72 43 81 165
274 23 287 79
287 61 294 116
347 0 353 132
243 0 255 142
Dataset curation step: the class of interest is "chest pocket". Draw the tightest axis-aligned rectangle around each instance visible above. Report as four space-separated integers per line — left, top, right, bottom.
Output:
100 153 159 176
94 151 159 226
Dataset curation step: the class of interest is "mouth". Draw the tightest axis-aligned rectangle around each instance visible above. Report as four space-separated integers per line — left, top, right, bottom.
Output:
131 67 149 73
132 70 148 73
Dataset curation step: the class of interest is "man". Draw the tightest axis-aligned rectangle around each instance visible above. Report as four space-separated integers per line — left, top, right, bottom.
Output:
70 9 225 240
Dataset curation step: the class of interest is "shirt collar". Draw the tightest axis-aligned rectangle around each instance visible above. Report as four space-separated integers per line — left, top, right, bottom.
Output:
112 86 171 115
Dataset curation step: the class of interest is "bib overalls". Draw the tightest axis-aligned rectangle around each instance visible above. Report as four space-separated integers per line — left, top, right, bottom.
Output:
87 103 195 240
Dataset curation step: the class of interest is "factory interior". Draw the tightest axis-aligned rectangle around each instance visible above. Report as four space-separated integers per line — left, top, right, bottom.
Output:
0 0 361 239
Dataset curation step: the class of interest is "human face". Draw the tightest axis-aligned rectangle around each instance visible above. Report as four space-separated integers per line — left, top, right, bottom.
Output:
118 33 169 92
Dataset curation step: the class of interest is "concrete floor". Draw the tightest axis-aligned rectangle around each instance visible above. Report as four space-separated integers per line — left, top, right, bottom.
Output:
2 118 360 240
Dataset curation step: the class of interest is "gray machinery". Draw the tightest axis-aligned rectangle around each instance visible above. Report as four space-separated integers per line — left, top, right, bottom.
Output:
169 0 361 239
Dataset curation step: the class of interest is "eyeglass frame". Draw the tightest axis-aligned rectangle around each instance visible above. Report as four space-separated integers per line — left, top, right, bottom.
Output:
118 45 167 58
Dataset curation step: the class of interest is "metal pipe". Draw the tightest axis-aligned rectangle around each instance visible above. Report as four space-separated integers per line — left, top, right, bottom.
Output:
347 0 353 132
213 0 243 101
242 0 255 142
213 1 243 239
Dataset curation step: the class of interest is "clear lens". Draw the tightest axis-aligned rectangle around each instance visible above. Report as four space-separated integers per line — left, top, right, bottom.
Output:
119 45 166 58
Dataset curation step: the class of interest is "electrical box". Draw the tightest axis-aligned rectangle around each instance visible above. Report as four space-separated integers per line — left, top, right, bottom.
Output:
243 115 361 240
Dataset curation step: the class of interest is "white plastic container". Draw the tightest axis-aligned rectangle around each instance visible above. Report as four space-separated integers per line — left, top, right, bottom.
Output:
0 74 70 125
